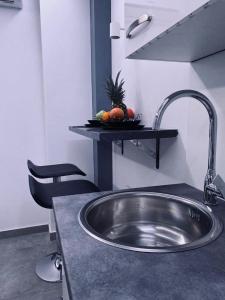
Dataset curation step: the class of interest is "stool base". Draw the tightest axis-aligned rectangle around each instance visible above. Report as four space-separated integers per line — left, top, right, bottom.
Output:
35 252 62 283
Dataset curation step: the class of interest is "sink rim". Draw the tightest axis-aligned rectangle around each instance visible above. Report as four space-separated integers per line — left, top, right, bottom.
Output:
78 191 223 253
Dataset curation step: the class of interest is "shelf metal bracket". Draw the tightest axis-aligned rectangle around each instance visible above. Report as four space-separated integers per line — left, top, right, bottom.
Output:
114 138 160 169
155 136 160 169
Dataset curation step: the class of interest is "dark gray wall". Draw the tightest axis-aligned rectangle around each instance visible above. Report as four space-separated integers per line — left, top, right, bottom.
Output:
90 0 112 115
90 0 113 190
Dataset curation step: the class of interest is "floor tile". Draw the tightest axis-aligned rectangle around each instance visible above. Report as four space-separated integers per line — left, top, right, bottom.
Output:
0 233 61 300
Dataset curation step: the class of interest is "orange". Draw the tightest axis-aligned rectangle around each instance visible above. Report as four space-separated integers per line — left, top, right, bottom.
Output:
101 111 110 122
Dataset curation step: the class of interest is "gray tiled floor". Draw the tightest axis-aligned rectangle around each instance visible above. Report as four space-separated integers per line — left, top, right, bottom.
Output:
0 232 61 300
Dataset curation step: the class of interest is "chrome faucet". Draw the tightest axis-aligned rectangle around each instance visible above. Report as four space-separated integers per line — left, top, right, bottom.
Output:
153 90 225 205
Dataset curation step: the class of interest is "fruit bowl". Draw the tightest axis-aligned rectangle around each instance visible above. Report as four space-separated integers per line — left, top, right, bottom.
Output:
86 119 102 127
102 119 144 130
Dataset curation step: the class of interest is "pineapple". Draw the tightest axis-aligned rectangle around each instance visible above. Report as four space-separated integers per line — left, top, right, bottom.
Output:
106 71 127 117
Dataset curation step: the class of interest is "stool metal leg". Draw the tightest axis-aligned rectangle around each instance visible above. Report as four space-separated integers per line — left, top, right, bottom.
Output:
36 227 62 283
53 176 61 183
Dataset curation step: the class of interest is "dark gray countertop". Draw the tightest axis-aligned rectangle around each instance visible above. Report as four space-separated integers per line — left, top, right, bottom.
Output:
53 184 225 300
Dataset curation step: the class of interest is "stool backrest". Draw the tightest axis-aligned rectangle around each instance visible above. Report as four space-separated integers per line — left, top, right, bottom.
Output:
27 160 40 178
28 175 52 209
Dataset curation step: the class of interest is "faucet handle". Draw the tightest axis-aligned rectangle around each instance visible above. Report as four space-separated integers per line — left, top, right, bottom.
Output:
213 174 225 200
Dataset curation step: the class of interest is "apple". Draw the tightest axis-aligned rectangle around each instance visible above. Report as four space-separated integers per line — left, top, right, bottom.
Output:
110 108 124 120
127 108 135 119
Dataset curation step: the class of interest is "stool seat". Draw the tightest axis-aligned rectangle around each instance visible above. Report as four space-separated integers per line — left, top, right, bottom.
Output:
29 175 100 209
27 160 86 179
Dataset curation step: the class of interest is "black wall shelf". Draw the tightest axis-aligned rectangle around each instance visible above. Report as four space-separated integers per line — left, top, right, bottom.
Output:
70 126 178 169
69 126 178 142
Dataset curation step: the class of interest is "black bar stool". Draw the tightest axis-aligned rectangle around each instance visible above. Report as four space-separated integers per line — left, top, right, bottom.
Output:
27 160 100 283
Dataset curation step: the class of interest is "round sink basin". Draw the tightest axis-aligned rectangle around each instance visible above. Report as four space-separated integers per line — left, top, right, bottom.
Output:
79 192 222 253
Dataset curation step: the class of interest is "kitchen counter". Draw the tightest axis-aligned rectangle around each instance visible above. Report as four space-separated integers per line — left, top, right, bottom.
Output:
53 184 225 300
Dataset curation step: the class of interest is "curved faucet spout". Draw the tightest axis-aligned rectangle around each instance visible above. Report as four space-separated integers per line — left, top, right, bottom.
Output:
153 90 218 205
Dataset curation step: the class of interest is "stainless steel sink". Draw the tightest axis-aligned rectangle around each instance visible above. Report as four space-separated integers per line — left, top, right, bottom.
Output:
79 192 223 253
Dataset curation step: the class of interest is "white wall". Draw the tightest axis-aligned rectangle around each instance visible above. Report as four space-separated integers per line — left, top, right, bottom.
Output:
186 53 225 188
0 0 48 231
0 0 93 231
111 0 225 191
39 0 94 181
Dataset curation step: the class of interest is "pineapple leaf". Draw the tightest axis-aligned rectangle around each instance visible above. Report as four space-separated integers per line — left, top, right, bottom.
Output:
118 79 125 90
105 70 126 104
115 70 121 90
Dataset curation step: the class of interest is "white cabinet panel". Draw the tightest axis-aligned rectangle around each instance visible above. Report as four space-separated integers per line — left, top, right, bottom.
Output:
125 0 209 57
